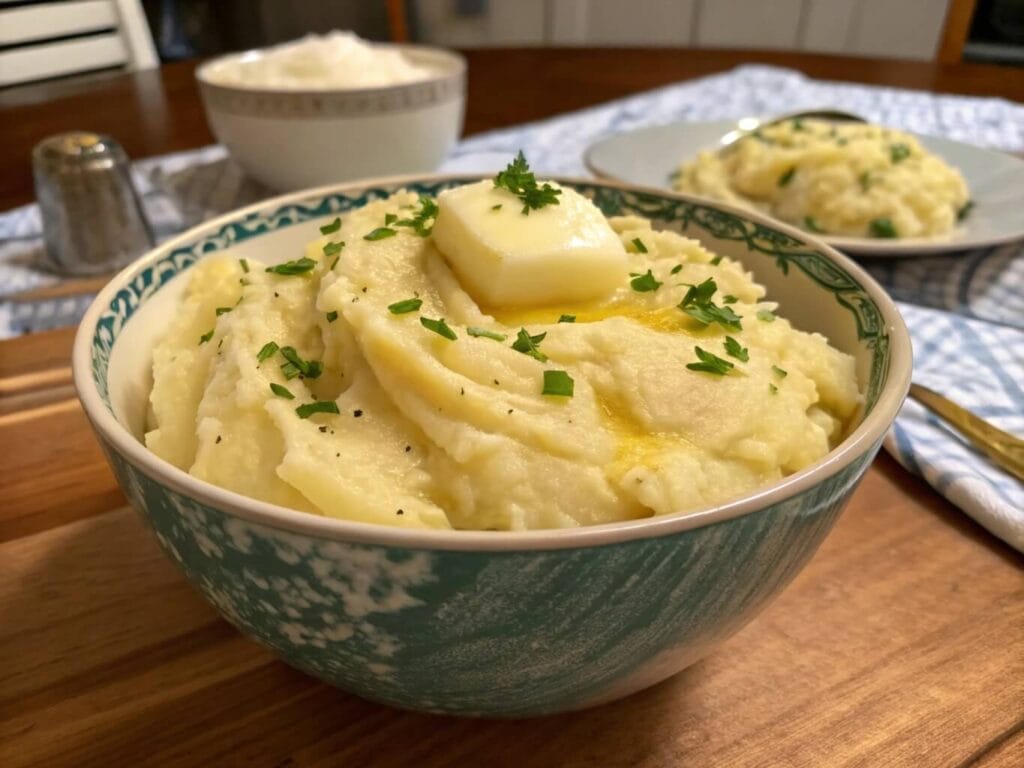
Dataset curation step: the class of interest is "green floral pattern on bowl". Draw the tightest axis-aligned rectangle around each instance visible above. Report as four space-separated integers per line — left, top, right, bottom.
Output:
80 178 900 716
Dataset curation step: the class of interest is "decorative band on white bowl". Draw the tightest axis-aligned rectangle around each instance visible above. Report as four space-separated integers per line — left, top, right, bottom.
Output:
196 47 466 119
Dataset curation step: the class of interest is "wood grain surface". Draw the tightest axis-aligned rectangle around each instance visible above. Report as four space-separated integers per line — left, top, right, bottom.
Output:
1 49 1023 768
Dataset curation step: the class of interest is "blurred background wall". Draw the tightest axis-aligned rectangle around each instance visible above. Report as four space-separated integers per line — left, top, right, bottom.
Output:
141 0 1023 66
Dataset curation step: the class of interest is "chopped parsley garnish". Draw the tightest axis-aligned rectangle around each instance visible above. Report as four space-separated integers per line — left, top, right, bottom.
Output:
957 200 974 222
493 151 562 215
631 237 648 254
678 277 743 332
558 314 576 323
491 204 503 211
769 383 779 394
329 256 340 271
257 341 279 362
890 143 911 164
630 269 662 293
671 264 683 275
686 346 734 376
364 227 397 241
319 217 341 235
296 401 340 419
394 196 439 237
722 294 738 304
778 166 796 187
710 255 723 266
467 326 507 341
683 302 743 331
542 370 574 397
388 297 422 314
266 257 316 275
270 383 294 399
199 329 214 345
859 171 871 192
772 365 788 379
804 216 825 233
215 306 232 316
280 362 300 380
326 311 338 323
724 336 749 362
791 118 806 131
756 309 776 323
239 258 250 273
323 240 344 257
280 346 322 379
869 217 898 238
384 213 397 226
420 316 457 340
679 277 717 307
511 328 548 361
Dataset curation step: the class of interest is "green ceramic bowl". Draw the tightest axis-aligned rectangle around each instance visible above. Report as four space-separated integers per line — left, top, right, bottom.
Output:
73 176 911 717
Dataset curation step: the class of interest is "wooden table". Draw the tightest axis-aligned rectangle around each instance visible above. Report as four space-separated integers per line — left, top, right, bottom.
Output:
1 50 1022 768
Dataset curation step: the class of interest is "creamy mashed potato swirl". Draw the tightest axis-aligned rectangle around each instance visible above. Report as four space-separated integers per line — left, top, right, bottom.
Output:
673 119 970 239
204 31 435 90
146 180 861 531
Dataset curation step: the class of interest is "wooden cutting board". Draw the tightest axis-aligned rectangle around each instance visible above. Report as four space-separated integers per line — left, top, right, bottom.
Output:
1 326 1022 768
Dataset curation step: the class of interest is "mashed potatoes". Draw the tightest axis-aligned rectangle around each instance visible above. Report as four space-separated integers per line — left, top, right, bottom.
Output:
146 170 861 531
203 31 435 90
673 119 970 239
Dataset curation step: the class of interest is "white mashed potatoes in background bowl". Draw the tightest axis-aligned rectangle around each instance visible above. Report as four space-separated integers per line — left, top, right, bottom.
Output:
73 170 910 717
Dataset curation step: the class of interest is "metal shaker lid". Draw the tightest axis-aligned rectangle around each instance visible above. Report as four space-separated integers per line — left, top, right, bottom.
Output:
32 131 129 173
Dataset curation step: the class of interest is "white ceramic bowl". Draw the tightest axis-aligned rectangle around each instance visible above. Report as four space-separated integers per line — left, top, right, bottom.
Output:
195 44 465 191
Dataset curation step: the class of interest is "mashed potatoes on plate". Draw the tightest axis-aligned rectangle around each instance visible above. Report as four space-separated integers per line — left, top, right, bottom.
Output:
673 119 971 239
146 164 861 531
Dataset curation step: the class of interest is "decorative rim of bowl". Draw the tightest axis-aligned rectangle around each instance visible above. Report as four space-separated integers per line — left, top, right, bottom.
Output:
72 174 912 552
195 44 466 119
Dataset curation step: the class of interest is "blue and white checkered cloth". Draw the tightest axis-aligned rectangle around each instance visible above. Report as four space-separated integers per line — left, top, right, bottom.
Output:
2 64 1021 550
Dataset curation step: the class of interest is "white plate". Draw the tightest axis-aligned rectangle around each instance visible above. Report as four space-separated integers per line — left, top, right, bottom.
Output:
584 120 1024 256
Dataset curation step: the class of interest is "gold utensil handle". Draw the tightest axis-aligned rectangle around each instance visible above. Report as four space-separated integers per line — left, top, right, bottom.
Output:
908 383 1024 483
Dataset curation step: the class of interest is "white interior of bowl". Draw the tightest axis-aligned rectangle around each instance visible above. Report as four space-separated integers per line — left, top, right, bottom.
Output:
76 176 912 551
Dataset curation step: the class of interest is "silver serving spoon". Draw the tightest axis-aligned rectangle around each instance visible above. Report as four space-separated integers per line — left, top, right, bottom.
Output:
717 109 867 152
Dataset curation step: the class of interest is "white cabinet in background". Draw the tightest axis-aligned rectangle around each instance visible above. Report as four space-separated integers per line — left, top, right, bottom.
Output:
413 0 954 61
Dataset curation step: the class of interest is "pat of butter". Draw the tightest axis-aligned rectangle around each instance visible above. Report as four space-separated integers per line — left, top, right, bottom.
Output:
432 179 628 307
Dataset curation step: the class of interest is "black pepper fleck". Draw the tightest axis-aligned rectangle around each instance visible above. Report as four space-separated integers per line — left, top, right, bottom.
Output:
336 452 341 458
215 435 222 444
396 509 404 516
318 425 328 433
273 292 279 298
493 379 500 385
460 387 465 396
508 409 514 414
353 409 363 418
404 445 411 453
361 286 367 293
